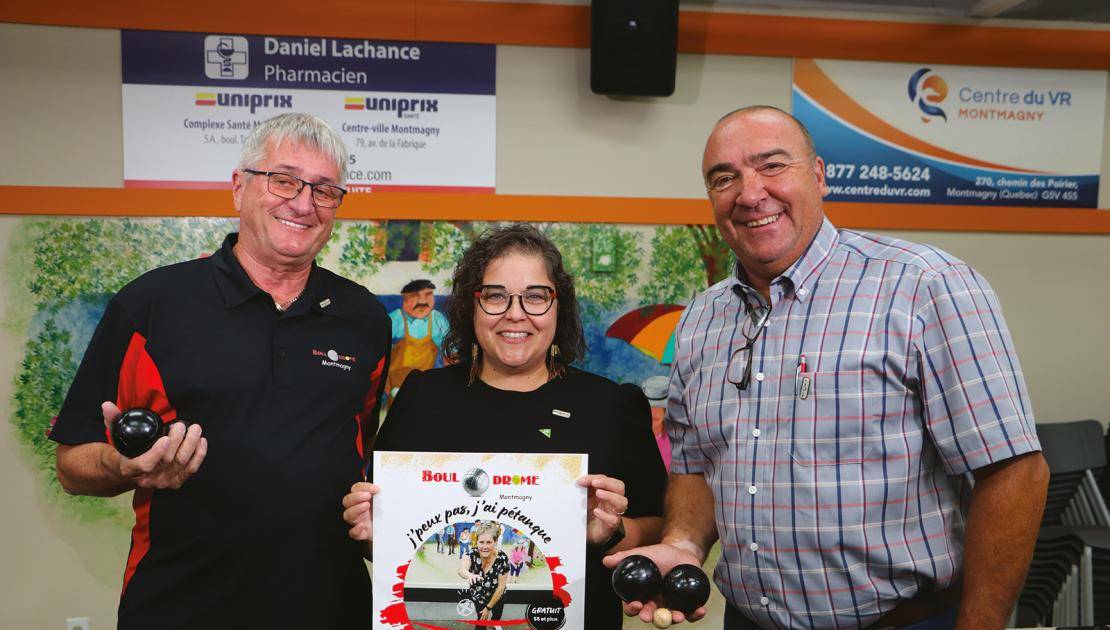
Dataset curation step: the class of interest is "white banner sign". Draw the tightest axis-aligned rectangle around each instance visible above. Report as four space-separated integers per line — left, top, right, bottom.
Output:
122 31 496 192
793 58 1105 207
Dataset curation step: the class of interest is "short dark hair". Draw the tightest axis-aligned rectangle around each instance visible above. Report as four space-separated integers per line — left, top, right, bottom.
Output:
401 279 435 294
443 224 586 370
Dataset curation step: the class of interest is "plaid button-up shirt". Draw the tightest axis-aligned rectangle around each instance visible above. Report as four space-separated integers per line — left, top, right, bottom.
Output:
666 219 1039 629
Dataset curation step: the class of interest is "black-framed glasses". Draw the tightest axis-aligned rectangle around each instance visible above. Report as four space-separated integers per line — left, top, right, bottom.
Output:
474 285 557 316
725 304 771 391
243 169 347 208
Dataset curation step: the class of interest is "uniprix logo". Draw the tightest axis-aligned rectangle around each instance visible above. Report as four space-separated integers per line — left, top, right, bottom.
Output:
908 68 948 123
194 91 293 114
343 95 439 119
313 348 357 372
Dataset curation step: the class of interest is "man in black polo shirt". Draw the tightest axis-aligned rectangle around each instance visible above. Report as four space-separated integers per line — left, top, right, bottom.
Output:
51 113 391 629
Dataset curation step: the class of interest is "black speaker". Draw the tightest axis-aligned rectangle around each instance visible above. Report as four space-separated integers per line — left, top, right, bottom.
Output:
590 0 679 97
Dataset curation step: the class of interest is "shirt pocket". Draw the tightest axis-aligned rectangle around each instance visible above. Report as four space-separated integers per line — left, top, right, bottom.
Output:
788 370 885 468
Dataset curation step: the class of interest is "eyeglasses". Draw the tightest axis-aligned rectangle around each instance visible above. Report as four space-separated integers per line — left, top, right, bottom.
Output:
474 285 557 316
725 303 770 391
243 169 347 208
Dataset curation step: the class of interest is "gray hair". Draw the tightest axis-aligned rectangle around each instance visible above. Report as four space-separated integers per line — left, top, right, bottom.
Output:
471 521 502 543
237 113 349 184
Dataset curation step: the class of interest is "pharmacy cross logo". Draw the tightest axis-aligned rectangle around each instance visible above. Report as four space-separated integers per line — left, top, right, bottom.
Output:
908 67 948 123
204 35 249 80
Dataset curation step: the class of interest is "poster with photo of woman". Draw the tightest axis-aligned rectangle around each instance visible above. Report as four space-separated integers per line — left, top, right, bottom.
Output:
373 452 587 630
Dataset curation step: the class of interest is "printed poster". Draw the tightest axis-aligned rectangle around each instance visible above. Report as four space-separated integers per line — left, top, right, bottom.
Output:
793 58 1105 207
121 30 495 192
373 452 587 629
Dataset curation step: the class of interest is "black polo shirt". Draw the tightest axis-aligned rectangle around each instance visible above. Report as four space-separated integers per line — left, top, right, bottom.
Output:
50 233 391 630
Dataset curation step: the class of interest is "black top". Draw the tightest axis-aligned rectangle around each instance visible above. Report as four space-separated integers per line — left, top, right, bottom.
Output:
466 549 510 609
50 234 391 630
374 364 667 630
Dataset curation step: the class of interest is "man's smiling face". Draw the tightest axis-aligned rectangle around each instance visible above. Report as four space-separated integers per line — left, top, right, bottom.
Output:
232 139 340 270
702 109 829 287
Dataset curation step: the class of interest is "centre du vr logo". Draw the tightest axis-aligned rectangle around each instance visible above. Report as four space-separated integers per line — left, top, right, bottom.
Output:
205 35 249 80
908 67 948 123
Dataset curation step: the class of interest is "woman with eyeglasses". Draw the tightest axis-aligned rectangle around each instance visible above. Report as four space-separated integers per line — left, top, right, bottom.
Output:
342 224 666 629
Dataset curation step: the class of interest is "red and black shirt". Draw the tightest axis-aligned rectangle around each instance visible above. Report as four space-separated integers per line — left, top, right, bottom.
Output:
50 233 390 630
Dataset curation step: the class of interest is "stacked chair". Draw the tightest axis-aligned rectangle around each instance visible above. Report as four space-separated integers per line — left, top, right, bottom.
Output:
1015 419 1110 627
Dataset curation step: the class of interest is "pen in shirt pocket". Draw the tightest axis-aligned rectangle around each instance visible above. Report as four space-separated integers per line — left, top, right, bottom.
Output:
795 354 811 399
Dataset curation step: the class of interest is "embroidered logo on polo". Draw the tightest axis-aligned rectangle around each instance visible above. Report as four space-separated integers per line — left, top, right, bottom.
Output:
312 348 356 371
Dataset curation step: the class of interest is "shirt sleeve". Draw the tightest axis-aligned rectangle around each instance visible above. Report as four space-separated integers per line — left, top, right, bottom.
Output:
431 310 449 349
367 368 422 481
614 383 666 519
912 263 1040 475
49 293 138 446
388 309 404 343
664 308 703 475
358 306 392 468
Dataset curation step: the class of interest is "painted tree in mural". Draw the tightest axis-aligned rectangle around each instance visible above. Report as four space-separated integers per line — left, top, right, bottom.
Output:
8 217 231 521
25 218 232 310
643 225 733 304
335 221 386 282
421 220 491 278
545 223 643 318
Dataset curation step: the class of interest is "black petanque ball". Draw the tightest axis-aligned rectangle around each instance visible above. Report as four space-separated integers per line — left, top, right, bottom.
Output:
110 408 166 459
611 554 662 603
661 564 710 615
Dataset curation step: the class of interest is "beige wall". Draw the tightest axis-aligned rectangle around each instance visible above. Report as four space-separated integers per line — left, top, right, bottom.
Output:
1 20 1108 629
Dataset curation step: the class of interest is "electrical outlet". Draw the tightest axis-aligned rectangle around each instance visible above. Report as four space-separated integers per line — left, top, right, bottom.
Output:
66 618 90 630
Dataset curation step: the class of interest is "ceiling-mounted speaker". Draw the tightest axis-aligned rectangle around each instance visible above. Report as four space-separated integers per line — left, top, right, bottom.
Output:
590 0 679 97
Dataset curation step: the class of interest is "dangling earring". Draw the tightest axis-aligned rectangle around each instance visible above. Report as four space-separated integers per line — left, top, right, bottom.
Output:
548 343 564 379
468 343 481 386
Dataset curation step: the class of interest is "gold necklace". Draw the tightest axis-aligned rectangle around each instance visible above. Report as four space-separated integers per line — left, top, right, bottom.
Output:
274 290 303 312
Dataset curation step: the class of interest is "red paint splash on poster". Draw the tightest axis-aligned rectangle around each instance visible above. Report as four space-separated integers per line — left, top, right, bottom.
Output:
545 555 572 606
379 562 412 628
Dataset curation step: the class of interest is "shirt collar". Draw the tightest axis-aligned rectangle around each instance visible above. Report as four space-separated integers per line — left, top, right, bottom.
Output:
210 233 262 309
780 217 838 303
210 233 340 316
731 217 838 304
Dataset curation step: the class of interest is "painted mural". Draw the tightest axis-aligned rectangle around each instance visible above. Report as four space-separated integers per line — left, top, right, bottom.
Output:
4 216 733 523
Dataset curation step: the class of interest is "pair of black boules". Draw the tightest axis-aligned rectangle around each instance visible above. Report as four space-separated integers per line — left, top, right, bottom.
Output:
611 555 710 627
110 407 186 458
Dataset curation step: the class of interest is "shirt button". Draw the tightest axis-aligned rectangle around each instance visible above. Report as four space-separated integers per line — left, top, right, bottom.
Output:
747 485 757 495
752 428 761 437
278 349 287 358
760 596 770 606
749 542 759 551
798 287 808 296
755 372 764 381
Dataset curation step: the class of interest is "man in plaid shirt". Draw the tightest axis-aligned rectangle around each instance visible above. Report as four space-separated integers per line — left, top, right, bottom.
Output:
608 106 1048 629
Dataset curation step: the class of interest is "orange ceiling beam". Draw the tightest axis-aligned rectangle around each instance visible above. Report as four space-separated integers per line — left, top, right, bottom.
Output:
3 186 1109 235
2 1 1107 69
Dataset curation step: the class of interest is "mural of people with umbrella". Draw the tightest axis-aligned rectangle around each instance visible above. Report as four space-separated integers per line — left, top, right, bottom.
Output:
605 304 686 469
